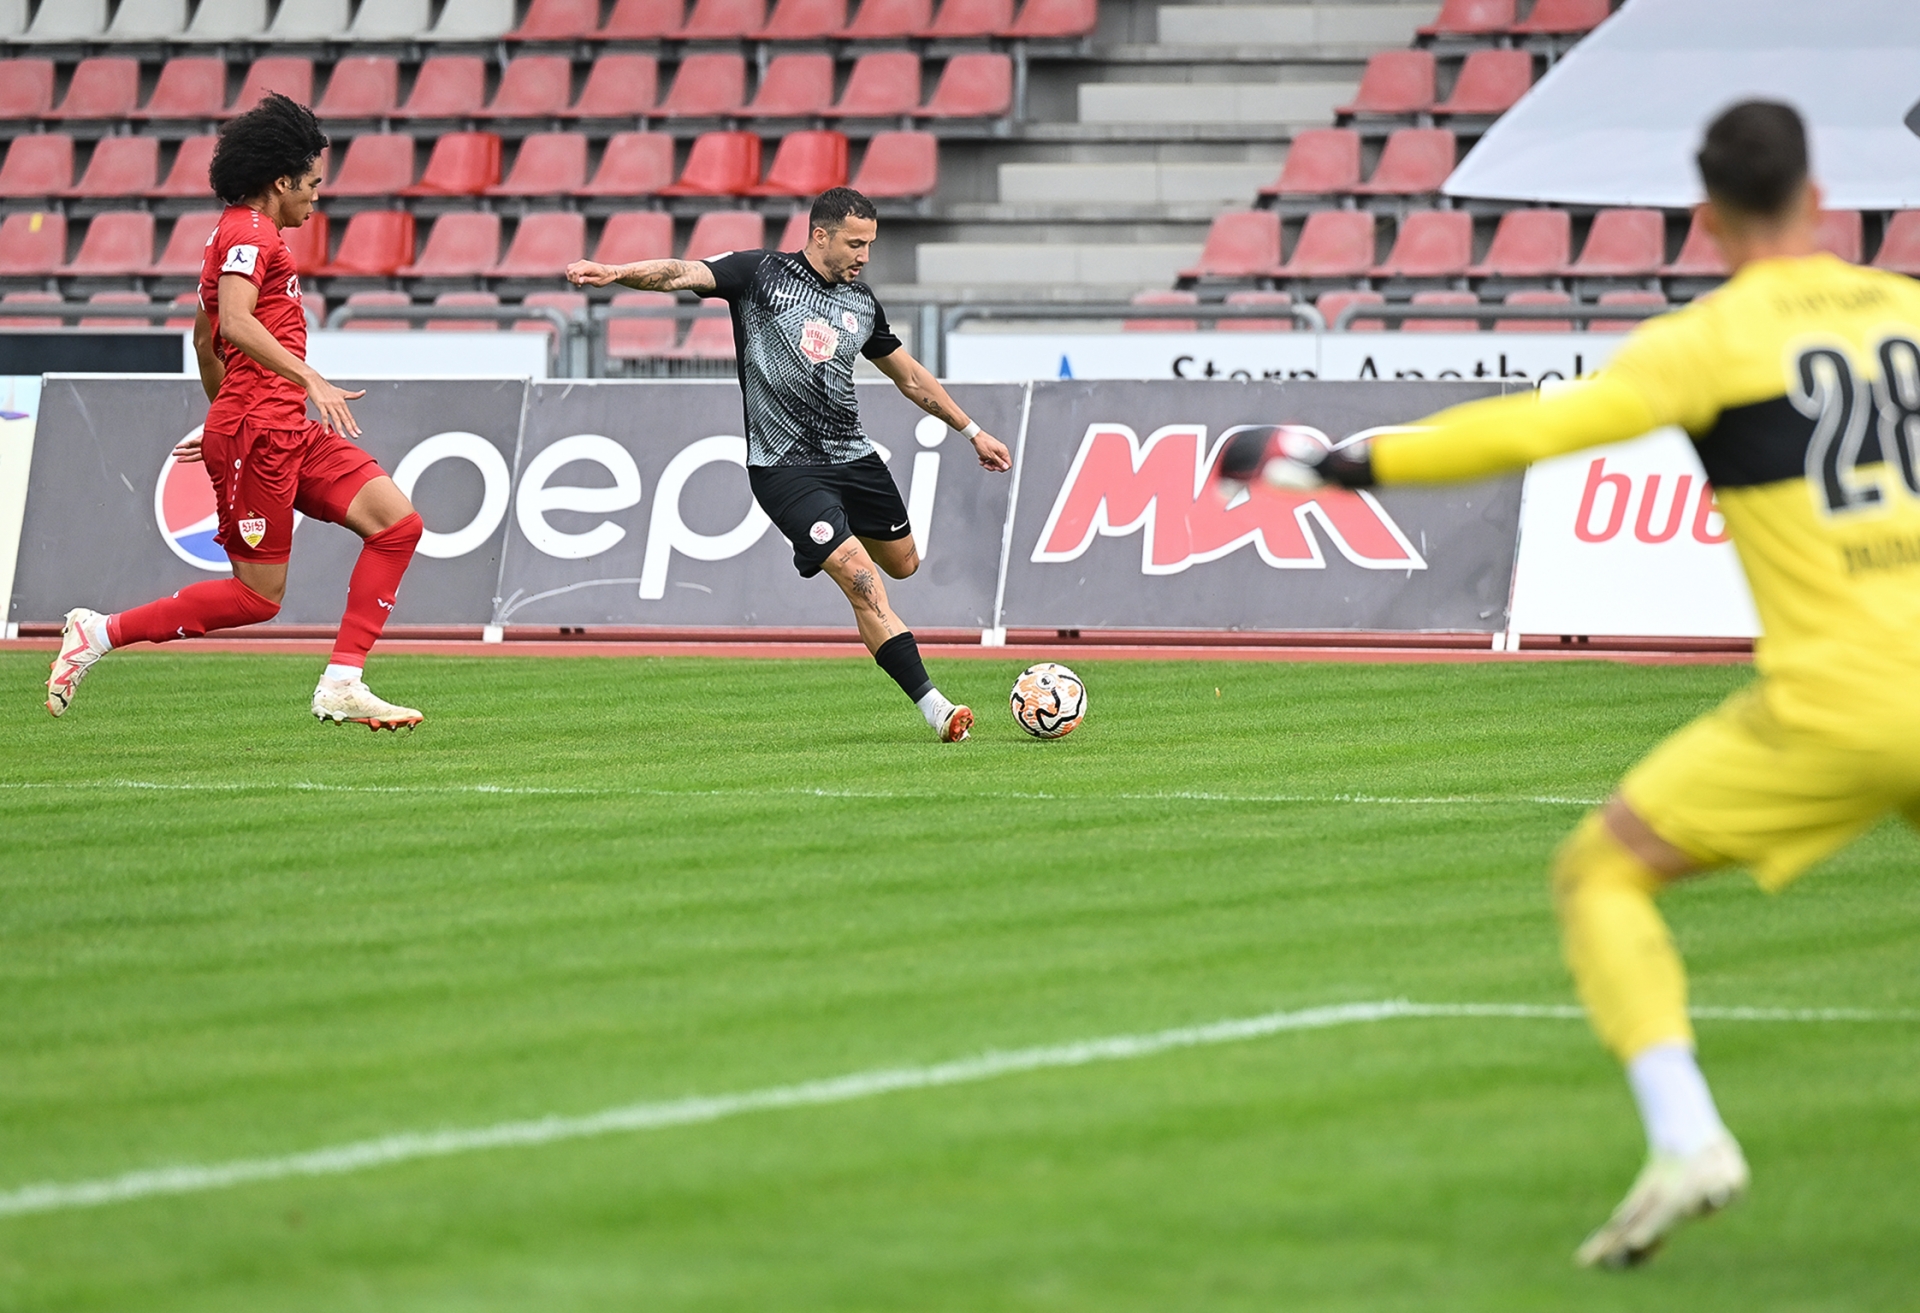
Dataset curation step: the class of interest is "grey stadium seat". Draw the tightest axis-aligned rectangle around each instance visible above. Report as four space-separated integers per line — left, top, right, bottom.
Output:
431 0 518 38
186 0 269 39
105 0 188 38
268 0 351 39
26 0 107 39
348 0 430 38
0 0 25 37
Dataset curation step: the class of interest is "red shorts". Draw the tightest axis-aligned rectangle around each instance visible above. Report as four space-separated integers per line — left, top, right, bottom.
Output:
204 419 383 564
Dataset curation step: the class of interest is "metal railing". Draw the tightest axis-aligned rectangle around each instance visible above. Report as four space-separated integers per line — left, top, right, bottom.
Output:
0 302 321 330
1329 300 1671 331
323 302 584 373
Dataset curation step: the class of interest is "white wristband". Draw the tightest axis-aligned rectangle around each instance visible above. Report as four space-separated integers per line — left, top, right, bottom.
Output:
960 421 981 438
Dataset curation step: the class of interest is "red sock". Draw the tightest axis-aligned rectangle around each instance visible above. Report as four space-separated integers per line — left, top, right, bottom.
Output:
330 512 422 667
108 578 280 647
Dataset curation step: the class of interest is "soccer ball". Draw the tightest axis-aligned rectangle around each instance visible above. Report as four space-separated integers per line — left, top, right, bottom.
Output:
1009 662 1086 739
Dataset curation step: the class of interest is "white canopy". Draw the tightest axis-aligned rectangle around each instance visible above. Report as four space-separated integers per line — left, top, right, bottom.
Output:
1443 0 1920 210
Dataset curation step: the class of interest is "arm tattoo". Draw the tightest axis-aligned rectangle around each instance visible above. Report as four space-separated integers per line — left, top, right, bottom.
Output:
619 259 701 292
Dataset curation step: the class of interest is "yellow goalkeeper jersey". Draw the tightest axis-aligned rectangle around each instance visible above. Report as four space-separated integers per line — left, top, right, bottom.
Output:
1374 253 1920 741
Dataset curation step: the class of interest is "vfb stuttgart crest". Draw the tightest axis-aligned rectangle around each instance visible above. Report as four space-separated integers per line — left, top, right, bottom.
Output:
238 516 268 548
799 318 839 363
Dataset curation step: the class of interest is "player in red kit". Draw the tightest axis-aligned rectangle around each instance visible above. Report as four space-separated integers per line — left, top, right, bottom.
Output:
45 94 425 728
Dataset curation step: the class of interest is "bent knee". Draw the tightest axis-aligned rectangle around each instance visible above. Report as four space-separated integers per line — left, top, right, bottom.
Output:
883 551 920 580
1551 811 1660 909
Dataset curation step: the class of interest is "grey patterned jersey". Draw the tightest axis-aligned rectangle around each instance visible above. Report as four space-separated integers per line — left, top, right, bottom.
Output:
703 249 903 467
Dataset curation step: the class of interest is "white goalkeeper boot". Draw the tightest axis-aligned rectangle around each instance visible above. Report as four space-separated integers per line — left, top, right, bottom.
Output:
1576 1130 1749 1268
312 676 423 731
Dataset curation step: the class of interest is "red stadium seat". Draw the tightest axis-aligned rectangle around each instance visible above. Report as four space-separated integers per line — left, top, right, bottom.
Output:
1374 209 1471 278
226 58 314 118
608 289 679 360
315 57 399 119
399 213 502 277
594 211 675 265
845 0 928 37
1317 289 1384 331
851 131 937 198
49 59 139 120
666 299 736 360
1352 128 1455 195
516 290 587 344
684 211 764 261
1872 211 1920 276
917 54 1013 119
1496 288 1571 332
398 57 487 118
920 0 1011 38
681 0 765 38
0 135 73 197
400 132 502 196
510 0 600 39
1661 209 1727 277
1468 208 1569 276
603 0 686 37
1435 49 1532 116
1179 211 1280 280
1569 208 1664 276
1816 210 1863 263
0 213 66 276
831 53 921 118
341 290 413 332
66 136 158 198
427 290 500 332
1419 0 1515 37
0 60 56 120
1336 51 1434 118
759 0 846 39
1123 289 1198 333
488 132 588 196
146 209 222 276
578 132 675 197
1261 128 1360 197
135 57 227 120
1512 0 1609 36
0 291 65 327
658 131 761 196
328 134 416 196
80 291 152 330
1277 211 1376 278
1402 289 1478 333
1591 289 1666 332
151 135 217 199
482 56 572 119
166 292 200 330
1219 289 1294 333
778 210 813 249
1002 0 1096 37
746 55 835 118
744 130 848 196
564 55 659 118
61 212 155 276
319 211 417 277
490 212 587 277
659 55 747 118
281 213 329 275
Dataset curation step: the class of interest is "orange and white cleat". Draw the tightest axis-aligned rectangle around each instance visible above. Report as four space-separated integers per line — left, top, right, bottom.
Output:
46 607 111 717
312 677 423 731
938 703 973 743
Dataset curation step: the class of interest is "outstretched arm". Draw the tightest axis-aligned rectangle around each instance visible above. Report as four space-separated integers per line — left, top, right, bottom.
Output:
1372 377 1663 484
871 347 1012 472
565 257 717 294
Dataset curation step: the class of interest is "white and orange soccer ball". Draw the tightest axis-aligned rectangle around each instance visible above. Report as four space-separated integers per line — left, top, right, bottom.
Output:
1009 662 1086 739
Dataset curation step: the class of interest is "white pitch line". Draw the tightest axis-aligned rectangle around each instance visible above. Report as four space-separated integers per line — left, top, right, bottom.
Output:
0 998 1908 1221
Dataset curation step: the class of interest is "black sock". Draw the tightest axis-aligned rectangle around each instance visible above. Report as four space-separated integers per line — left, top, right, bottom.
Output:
873 631 934 703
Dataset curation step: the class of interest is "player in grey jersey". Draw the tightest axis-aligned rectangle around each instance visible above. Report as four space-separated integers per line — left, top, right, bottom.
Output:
566 188 1012 741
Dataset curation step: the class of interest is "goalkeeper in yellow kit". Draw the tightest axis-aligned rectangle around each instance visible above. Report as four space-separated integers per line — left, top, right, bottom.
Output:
1221 101 1920 1268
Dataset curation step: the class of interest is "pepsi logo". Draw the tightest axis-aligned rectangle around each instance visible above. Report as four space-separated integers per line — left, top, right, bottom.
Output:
154 427 228 573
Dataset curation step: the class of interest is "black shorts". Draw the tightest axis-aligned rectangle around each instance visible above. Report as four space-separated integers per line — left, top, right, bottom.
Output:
748 453 911 578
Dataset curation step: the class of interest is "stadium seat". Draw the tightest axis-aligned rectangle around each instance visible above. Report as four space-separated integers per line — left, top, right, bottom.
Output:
488 132 589 196
0 213 65 276
27 0 107 39
1418 0 1515 37
1317 289 1384 331
348 0 427 36
1219 289 1294 333
60 212 155 277
1871 211 1920 275
681 0 765 38
1435 49 1533 117
186 0 270 39
226 58 314 118
607 289 679 360
845 0 929 38
0 60 55 120
151 135 218 199
830 53 922 119
1277 211 1377 278
401 133 503 196
917 54 1013 119
165 291 200 330
1569 208 1664 277
516 289 587 344
398 57 487 119
1511 0 1610 36
0 291 64 328
1816 210 1863 263
270 0 352 39
66 137 159 199
1661 209 1727 277
850 131 938 198
744 130 848 196
564 55 659 118
49 59 140 121
0 135 72 198
920 0 1011 38
482 56 573 119
1591 289 1666 332
106 0 186 38
1467 207 1570 277
1373 209 1471 278
399 213 502 277
329 135 417 197
1336 51 1435 118
658 55 747 118
1402 289 1478 333
1352 129 1456 195
684 211 764 261
578 132 675 197
746 55 836 118
431 0 519 38
1124 289 1198 333
759 0 846 39
509 0 599 38
80 291 154 329
667 299 736 360
594 211 675 265
777 210 813 249
1261 129 1360 197
135 57 227 120
658 131 761 196
319 211 416 277
341 290 413 331
427 290 501 332
602 0 686 37
148 210 222 275
1002 0 1095 37
1496 288 1572 332
315 57 399 119
489 212 587 277
1179 211 1281 280
280 213 328 276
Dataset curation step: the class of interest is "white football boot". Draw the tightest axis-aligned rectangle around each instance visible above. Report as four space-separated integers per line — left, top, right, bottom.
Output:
312 676 423 731
1576 1130 1749 1269
938 703 973 743
46 608 111 717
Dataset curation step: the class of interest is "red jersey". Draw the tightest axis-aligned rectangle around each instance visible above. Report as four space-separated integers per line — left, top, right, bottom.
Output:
200 204 310 432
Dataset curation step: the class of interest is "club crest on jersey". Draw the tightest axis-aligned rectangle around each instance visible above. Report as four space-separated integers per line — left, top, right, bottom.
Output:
840 310 859 332
799 318 840 363
238 516 267 548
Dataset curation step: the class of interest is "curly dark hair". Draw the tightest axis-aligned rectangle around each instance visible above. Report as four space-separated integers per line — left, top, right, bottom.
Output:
208 92 329 205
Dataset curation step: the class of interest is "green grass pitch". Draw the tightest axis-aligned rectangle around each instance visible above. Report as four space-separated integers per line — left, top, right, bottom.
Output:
2 650 1916 1311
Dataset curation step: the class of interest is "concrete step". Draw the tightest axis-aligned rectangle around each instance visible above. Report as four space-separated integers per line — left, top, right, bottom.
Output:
1079 79 1352 125
998 160 1279 205
916 241 1203 289
1156 3 1439 46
